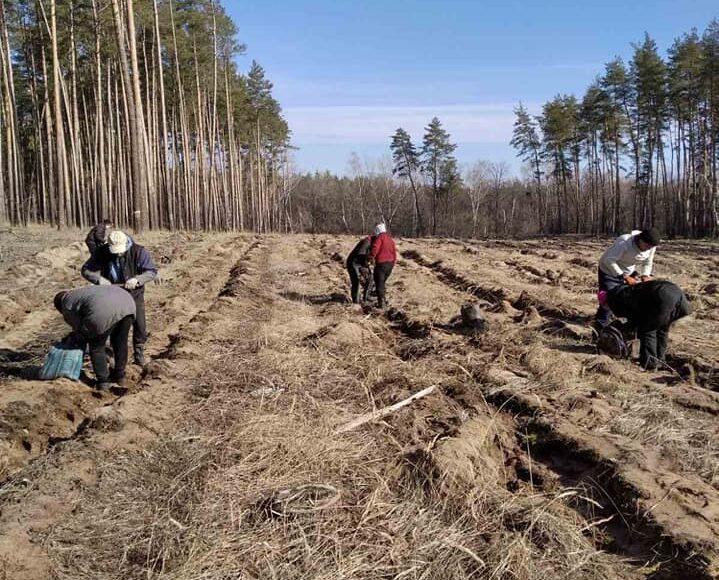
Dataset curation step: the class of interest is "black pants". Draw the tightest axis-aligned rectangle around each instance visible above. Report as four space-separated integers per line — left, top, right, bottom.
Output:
374 262 394 306
639 325 669 370
87 315 134 382
133 294 147 347
348 262 373 304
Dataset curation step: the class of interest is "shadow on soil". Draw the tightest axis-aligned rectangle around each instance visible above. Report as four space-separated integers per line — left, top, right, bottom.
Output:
0 348 42 380
551 343 598 355
279 291 350 305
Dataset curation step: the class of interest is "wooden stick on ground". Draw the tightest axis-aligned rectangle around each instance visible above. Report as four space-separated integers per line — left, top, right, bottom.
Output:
335 385 437 434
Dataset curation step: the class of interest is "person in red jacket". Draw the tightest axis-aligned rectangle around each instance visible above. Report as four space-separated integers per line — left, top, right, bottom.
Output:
368 222 397 308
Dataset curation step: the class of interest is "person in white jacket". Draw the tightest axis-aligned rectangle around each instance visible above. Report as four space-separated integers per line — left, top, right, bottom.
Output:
595 228 660 329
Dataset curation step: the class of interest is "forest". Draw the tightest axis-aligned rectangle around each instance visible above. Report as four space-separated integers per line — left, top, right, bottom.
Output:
0 0 290 232
1 3 718 238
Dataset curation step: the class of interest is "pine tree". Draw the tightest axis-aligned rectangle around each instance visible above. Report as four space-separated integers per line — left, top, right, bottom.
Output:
510 103 544 228
390 127 423 236
630 33 668 227
421 117 457 236
539 95 579 232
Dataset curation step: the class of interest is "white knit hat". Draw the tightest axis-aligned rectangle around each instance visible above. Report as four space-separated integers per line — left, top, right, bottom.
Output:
108 230 129 254
374 223 387 235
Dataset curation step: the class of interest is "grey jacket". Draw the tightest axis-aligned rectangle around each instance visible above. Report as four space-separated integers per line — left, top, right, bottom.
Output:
61 286 136 338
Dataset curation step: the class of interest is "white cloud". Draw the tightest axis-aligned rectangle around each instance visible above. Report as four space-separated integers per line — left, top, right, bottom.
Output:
284 103 541 145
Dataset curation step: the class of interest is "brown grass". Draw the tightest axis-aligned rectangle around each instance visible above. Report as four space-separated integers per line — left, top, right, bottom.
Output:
43 284 622 580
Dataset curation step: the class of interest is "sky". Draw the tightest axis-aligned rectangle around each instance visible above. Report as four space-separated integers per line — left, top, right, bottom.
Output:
228 0 718 175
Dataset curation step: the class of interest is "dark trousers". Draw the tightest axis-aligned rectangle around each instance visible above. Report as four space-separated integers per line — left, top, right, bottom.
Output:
374 262 394 306
87 315 134 382
595 268 625 326
348 262 373 304
133 294 147 347
639 326 669 370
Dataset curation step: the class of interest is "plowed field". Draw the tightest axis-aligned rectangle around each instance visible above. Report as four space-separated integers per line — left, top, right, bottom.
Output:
1 227 718 580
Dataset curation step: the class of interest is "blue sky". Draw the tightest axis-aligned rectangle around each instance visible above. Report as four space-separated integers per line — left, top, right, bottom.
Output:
229 0 718 175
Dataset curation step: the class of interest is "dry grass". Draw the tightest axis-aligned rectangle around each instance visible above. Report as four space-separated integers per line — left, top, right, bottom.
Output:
507 328 719 490
44 268 619 580
4 230 718 580
599 394 719 488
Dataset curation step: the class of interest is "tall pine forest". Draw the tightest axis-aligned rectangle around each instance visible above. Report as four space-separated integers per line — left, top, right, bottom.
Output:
0 0 289 232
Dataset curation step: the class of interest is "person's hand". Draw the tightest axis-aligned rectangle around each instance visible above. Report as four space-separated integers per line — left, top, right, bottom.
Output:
640 275 653 283
359 267 371 285
125 278 140 290
153 274 163 286
99 277 112 286
624 274 638 286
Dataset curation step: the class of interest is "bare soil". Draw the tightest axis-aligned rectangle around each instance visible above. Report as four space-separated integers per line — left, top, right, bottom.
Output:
0 227 718 580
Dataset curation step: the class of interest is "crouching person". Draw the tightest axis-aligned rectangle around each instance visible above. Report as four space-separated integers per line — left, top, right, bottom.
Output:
54 286 136 391
607 280 690 370
347 235 373 304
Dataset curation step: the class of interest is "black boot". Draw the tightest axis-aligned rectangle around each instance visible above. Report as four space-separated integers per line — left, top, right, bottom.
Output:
133 344 146 366
109 369 127 386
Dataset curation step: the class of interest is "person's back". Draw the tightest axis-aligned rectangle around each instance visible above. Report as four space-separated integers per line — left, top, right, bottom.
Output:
608 280 690 369
347 236 372 267
608 280 689 331
60 286 136 337
370 232 397 265
55 286 136 390
369 223 396 308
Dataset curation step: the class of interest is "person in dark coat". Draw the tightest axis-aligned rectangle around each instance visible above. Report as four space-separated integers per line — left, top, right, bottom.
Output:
368 223 397 308
346 235 373 304
607 280 690 370
54 286 136 390
81 230 158 366
85 219 114 256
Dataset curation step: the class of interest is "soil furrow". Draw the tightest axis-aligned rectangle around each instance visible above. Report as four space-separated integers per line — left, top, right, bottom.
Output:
483 367 719 579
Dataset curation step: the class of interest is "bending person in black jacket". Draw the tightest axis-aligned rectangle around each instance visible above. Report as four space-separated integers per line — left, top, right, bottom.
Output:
346 235 373 304
608 280 690 370
81 230 158 365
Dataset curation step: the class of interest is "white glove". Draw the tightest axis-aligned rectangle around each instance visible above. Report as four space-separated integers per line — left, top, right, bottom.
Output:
125 277 140 290
99 277 112 286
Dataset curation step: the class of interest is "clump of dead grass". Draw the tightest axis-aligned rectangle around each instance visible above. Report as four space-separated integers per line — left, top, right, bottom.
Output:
47 437 213 580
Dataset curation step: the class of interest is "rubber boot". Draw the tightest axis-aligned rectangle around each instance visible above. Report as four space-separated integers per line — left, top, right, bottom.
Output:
133 344 146 366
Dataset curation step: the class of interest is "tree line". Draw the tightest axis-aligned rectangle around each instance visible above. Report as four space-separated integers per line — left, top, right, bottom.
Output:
291 22 719 240
3 6 718 239
512 22 719 238
282 134 529 240
0 0 290 232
